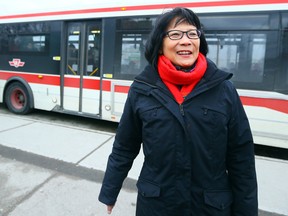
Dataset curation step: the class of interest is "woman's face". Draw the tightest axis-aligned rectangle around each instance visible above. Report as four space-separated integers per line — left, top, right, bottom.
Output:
162 19 200 68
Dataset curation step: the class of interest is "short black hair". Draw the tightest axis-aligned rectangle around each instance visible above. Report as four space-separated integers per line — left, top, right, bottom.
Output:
145 7 208 70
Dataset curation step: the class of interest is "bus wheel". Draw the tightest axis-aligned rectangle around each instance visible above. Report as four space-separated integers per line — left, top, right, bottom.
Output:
4 82 32 114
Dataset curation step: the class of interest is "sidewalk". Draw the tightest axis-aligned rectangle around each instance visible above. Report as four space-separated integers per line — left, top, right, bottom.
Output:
0 112 287 216
0 113 144 181
0 112 142 216
0 155 137 216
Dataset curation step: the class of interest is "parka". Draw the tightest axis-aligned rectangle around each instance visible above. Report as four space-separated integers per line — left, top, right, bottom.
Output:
99 58 258 216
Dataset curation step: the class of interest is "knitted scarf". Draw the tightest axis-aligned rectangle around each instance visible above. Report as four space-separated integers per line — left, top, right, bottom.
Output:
158 53 207 104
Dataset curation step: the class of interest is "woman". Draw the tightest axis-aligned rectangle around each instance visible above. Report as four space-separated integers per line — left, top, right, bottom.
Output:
99 7 258 216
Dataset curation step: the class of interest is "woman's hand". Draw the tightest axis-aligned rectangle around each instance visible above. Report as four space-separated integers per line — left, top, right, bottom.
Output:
107 205 114 214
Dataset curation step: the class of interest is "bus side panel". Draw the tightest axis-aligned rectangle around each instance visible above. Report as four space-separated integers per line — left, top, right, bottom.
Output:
0 21 62 111
0 21 61 74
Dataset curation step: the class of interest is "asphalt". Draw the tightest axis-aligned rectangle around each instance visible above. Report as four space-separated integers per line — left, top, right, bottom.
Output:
0 111 287 216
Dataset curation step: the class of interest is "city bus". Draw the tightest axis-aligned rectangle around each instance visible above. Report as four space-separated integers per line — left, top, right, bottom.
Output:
0 0 288 150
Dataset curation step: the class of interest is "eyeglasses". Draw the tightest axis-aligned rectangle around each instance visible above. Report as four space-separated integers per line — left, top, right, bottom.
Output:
166 29 201 40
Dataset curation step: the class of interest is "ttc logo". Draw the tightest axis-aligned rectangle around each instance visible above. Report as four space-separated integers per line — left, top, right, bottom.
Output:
9 58 25 68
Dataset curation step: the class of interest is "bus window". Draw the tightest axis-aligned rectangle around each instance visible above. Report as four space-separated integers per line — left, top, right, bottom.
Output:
200 14 273 30
206 33 266 84
283 13 288 93
65 21 101 77
120 33 146 74
9 35 47 52
0 22 49 54
202 12 279 91
275 12 288 93
66 23 80 75
86 23 101 76
112 17 155 80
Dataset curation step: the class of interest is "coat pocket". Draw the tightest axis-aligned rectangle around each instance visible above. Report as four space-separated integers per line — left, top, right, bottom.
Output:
204 190 233 210
136 178 161 198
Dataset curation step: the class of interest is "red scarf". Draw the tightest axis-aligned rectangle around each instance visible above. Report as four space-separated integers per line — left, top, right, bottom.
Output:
158 53 207 104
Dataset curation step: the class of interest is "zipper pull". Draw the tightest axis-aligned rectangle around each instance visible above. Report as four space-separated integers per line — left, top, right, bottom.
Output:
179 104 185 116
203 108 208 115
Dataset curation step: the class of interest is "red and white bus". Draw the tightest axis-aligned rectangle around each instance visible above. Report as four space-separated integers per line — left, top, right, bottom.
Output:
0 0 288 149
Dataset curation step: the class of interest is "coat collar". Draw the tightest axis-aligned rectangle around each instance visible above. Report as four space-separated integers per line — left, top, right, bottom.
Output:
134 58 233 95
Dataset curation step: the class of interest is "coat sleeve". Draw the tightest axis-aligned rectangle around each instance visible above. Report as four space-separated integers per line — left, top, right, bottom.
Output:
98 90 142 205
226 83 258 216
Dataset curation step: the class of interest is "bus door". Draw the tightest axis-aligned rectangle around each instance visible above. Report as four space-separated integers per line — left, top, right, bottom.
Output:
63 21 101 115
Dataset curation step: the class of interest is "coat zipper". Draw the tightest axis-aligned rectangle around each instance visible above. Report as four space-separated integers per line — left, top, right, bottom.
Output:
179 104 185 116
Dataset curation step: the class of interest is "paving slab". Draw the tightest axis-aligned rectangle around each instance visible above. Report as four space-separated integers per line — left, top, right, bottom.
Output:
256 156 288 215
9 175 137 216
0 115 32 131
0 121 113 164
0 155 55 215
0 155 137 216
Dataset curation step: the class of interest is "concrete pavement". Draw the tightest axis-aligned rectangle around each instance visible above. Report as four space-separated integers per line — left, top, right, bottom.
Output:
0 155 137 216
0 111 287 216
0 112 142 216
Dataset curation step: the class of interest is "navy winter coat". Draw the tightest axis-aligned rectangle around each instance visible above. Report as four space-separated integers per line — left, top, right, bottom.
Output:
99 59 258 216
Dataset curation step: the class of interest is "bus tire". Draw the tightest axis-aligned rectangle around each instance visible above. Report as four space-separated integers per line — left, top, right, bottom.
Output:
4 82 33 114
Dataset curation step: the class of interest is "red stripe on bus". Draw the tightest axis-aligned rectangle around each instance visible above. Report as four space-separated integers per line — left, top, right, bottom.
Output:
240 96 288 114
114 85 130 93
0 71 61 85
0 71 114 91
64 77 111 91
83 78 100 90
0 0 287 20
